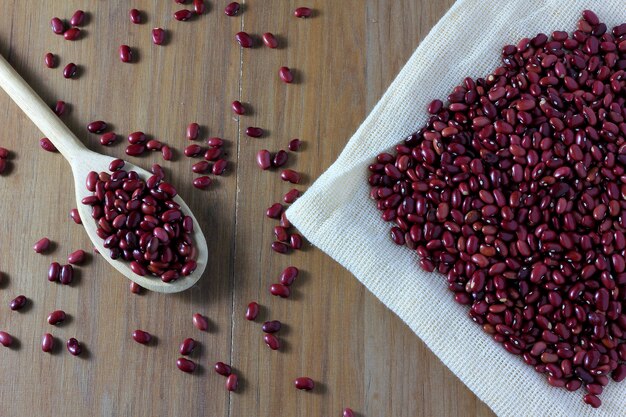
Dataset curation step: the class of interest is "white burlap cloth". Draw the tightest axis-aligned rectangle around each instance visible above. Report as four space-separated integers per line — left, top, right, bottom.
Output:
286 1 626 416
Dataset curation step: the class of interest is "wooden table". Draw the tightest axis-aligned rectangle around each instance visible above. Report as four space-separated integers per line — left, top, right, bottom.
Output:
0 1 495 416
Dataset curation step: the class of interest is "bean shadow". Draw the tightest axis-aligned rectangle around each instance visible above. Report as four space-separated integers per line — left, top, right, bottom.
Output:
0 272 9 289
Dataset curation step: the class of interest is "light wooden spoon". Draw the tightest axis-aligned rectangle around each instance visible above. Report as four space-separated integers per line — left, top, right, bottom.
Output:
0 53 207 293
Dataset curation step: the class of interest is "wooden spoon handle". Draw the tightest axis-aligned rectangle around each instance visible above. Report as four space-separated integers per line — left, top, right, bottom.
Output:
0 52 85 161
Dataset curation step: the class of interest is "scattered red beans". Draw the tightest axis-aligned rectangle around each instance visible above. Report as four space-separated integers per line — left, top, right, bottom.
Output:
100 132 118 146
50 17 65 35
288 138 302 151
176 357 196 373
0 147 8 159
192 313 209 331
269 283 290 298
274 226 289 242
68 249 86 265
226 374 239 391
204 147 222 161
48 262 61 282
207 137 224 147
284 189 301 204
271 241 290 254
231 100 245 115
33 237 51 253
343 408 355 417
130 281 142 294
279 67 294 84
184 144 203 157
125 144 146 156
59 264 73 285
152 28 166 45
293 7 313 18
262 33 278 49
162 145 173 161
294 377 315 391
53 100 65 116
66 338 82 356
63 63 77 79
0 331 13 347
273 150 288 167
47 310 66 325
70 10 86 27
263 333 280 350
193 176 212 189
44 53 57 68
280 266 299 286
280 169 301 184
214 361 232 376
119 45 133 63
174 9 193 21
88 121 108 134
63 28 81 41
584 394 602 408
40 138 57 153
290 234 303 250
179 338 197 355
246 127 264 138
256 150 272 170
262 320 281 333
245 302 259 321
146 140 163 151
41 333 54 352
213 160 228 176
193 0 206 15
235 32 254 48
224 2 241 16
132 330 152 344
187 123 200 140
266 203 284 219
9 295 26 311
129 9 142 24
192 161 210 174
69 208 81 224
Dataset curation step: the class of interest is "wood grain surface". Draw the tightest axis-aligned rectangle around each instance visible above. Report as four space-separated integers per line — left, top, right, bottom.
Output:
0 1 495 416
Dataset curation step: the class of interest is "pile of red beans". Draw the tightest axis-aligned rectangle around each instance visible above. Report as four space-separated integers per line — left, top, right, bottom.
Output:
370 11 626 408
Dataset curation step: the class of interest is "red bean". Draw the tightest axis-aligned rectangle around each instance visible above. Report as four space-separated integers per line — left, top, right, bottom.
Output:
33 237 51 253
290 234 303 250
126 144 146 157
235 32 253 48
206 137 224 147
0 331 13 347
262 320 281 333
63 63 77 79
280 266 299 286
68 250 86 265
70 10 85 26
213 160 228 176
284 189 301 204
66 338 82 356
39 138 57 152
273 150 288 167
0 147 8 159
279 67 294 83
130 282 141 294
41 333 54 352
179 338 196 355
245 302 259 321
270 283 290 298
44 53 57 68
100 132 118 146
152 28 166 45
294 377 314 390
63 28 81 41
132 330 152 344
583 394 601 408
288 139 301 151
343 408 355 417
280 169 301 184
246 127 264 138
53 100 66 116
187 123 199 140
47 310 66 325
226 374 238 391
192 161 210 174
256 150 272 170
161 145 173 160
69 208 82 224
231 100 245 115
119 45 133 63
59 264 73 285
266 203 284 219
224 2 241 16
129 9 142 24
193 176 212 189
50 17 65 35
146 140 162 151
294 7 313 18
176 357 196 373
204 147 222 161
48 262 61 282
181 260 197 276
184 144 203 157
192 313 209 331
262 33 278 49
271 241 290 254
88 121 107 134
9 295 26 311
193 0 205 14
263 333 280 350
214 362 232 376
0 159 6 174
274 226 289 242
174 10 193 21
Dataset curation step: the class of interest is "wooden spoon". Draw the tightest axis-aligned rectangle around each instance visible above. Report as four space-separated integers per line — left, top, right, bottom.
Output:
0 53 207 293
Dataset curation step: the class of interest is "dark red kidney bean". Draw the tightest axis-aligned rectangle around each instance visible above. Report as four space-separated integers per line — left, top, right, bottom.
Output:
288 139 301 151
59 264 73 285
262 320 281 333
214 362 232 376
284 189 301 204
161 145 173 160
63 28 81 41
119 45 133 63
174 9 193 21
66 338 82 356
44 53 57 68
50 17 65 34
246 127 264 138
279 67 294 83
256 150 272 170
273 150 288 167
0 147 8 159
294 7 313 18
212 160 227 176
40 138 57 152
146 140 162 151
193 0 205 14
192 313 209 331
206 137 224 147
226 374 238 391
613 364 626 382
246 302 259 320
224 2 240 16
69 208 82 224
70 10 85 26
280 169 301 184
204 147 222 161
33 237 50 253
41 333 54 352
47 310 66 325
583 394 601 408
130 282 141 294
88 121 107 134
181 260 197 276
271 241 290 254
193 176 212 189
263 333 280 350
235 31 253 48
53 100 65 116
0 331 13 347
187 123 199 140
266 203 284 219
274 226 289 242
290 234 303 250
0 159 6 174
100 132 118 146
152 28 166 45
68 250 86 265
343 408 355 417
126 144 146 156
129 9 142 24
192 161 210 174
294 377 314 390
270 283 290 298
63 63 77 79
280 266 299 286
231 100 245 115
109 160 125 173
48 262 61 282
179 338 196 355
161 270 179 283
132 330 151 344
176 357 196 373
262 32 278 48
9 295 26 311
184 144 203 157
